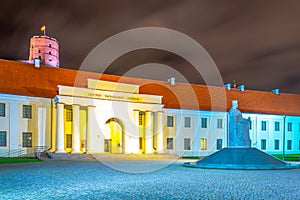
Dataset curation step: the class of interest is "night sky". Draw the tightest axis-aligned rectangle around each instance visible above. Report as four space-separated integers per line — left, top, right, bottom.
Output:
1 0 300 94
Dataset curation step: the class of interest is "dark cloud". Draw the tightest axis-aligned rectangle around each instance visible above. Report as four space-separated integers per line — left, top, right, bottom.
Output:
0 0 300 94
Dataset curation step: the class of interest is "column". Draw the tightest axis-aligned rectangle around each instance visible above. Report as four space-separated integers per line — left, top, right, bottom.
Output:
55 103 66 153
37 107 46 148
86 106 95 153
71 105 81 153
156 111 164 153
130 110 140 154
145 111 153 153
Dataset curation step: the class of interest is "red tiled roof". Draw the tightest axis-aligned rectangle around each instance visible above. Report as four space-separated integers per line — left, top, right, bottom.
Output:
0 59 300 116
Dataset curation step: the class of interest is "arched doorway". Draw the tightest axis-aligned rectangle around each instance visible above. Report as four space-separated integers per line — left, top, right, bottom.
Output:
104 118 124 153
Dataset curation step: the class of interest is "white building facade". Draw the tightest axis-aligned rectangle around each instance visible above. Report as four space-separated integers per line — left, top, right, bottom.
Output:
1 76 300 157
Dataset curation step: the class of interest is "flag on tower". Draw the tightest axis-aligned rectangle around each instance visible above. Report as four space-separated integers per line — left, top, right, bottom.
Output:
41 25 46 35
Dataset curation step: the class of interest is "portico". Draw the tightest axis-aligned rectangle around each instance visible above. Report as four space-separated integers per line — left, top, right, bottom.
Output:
54 79 164 154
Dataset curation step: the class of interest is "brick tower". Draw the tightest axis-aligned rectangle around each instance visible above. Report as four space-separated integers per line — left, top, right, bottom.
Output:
29 34 60 67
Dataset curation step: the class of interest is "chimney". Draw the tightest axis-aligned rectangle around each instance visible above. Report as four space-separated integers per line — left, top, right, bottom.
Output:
271 88 280 95
168 77 176 86
34 58 40 68
237 84 245 91
224 83 231 90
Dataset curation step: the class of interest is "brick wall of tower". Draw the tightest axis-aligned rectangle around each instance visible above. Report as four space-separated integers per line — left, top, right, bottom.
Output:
29 35 60 67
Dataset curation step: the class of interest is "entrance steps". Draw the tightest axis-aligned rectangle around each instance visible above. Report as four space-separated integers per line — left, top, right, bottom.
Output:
50 153 180 161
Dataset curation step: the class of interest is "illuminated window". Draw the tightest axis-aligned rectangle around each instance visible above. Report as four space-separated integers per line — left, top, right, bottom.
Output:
0 131 7 147
0 103 5 117
138 112 144 125
261 121 267 131
184 138 191 150
217 119 223 129
274 140 279 150
200 138 207 150
261 139 266 150
274 121 280 131
66 108 72 122
167 138 174 150
66 134 72 148
22 105 32 119
287 122 292 132
184 117 191 128
216 139 222 150
22 132 32 147
201 118 207 128
167 116 174 127
139 137 143 149
287 140 292 150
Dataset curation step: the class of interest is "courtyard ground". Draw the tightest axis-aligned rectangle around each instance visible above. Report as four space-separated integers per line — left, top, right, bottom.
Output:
0 159 299 199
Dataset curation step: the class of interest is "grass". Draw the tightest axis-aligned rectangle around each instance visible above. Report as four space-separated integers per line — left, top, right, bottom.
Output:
0 157 42 164
272 154 300 161
181 156 205 160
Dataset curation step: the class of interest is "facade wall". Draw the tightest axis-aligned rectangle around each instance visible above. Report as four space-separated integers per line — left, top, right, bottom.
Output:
0 94 52 157
164 109 227 156
162 110 300 156
1 91 300 157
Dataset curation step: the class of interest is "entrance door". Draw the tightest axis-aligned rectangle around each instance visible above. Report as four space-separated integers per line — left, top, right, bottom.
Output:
104 119 123 153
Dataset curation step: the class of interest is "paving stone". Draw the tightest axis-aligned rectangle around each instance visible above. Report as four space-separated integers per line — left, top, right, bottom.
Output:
0 160 299 199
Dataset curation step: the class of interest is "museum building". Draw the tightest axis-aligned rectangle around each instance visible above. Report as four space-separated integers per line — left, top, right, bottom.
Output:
0 34 300 157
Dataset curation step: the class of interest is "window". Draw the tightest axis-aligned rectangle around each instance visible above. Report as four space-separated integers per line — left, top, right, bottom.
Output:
184 138 191 150
66 108 72 122
66 134 72 148
167 116 174 127
201 118 207 128
299 123 300 132
22 105 32 119
138 112 144 125
139 137 143 149
104 139 112 152
261 121 267 131
200 138 207 150
167 138 174 150
217 119 223 129
299 140 300 150
38 50 41 53
287 122 292 132
274 121 280 131
0 131 7 147
22 132 32 147
287 140 292 150
249 120 252 130
49 51 51 55
184 117 191 128
216 139 222 150
0 103 5 117
261 139 266 150
274 140 279 150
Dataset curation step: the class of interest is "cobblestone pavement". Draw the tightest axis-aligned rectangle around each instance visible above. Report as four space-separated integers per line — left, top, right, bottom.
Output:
0 160 299 199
